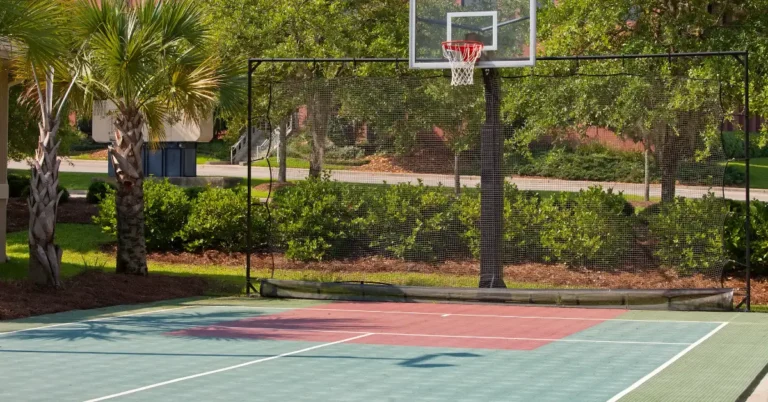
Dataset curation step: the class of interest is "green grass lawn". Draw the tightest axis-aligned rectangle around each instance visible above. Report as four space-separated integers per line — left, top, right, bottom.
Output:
197 140 231 164
252 157 351 170
0 224 548 295
3 224 764 311
1 224 244 294
9 169 110 191
68 153 102 160
727 157 768 189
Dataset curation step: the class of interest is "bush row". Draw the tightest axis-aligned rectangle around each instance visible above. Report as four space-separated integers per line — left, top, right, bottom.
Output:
94 177 760 274
94 180 267 252
9 172 70 204
508 145 744 186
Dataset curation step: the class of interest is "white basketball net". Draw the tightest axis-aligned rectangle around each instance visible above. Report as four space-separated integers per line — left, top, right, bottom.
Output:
442 41 484 86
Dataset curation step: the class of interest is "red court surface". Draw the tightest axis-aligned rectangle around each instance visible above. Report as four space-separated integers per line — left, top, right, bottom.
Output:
168 302 627 350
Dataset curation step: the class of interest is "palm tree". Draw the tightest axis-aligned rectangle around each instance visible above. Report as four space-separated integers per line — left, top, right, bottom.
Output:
73 0 240 275
2 0 77 287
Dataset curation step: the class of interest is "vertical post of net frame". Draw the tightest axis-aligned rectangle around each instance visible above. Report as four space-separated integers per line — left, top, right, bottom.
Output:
246 60 253 296
744 51 751 312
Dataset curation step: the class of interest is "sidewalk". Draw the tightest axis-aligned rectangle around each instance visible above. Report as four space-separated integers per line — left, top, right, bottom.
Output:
9 159 768 202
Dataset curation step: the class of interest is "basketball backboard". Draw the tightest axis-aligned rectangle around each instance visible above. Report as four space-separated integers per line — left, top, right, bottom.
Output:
410 0 536 69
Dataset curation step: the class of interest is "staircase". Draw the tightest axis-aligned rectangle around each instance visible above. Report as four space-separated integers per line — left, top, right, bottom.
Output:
230 114 296 165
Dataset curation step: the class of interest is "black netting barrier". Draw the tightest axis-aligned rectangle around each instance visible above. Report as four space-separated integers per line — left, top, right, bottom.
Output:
245 57 747 309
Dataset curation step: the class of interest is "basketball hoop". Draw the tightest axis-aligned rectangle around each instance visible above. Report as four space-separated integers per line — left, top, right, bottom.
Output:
442 40 484 86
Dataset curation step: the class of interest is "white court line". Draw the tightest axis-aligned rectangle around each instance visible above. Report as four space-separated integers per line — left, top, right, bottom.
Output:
83 333 373 402
0 306 192 336
201 305 728 325
200 325 691 346
605 322 729 402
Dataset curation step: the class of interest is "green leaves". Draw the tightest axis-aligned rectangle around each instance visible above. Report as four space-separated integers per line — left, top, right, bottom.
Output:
182 187 267 252
73 0 237 140
540 186 633 267
93 179 191 251
648 193 728 274
0 0 65 68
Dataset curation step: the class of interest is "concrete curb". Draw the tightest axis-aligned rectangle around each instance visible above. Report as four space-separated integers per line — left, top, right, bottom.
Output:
748 372 768 402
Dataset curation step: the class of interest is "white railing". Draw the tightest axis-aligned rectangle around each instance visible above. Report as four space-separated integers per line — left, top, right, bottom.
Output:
230 113 296 164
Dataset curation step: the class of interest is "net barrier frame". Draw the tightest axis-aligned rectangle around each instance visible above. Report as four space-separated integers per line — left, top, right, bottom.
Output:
244 51 753 311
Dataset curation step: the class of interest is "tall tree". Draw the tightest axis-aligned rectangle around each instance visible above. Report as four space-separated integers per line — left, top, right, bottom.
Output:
73 0 241 275
2 0 79 286
531 0 768 202
202 0 408 172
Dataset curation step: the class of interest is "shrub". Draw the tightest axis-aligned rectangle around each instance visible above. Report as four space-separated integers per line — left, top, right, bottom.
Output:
326 145 365 160
365 181 464 261
182 187 267 252
678 162 743 187
722 131 768 159
87 181 116 204
724 200 768 274
511 147 649 183
539 186 633 266
183 186 207 201
8 173 28 198
458 184 545 261
648 193 728 274
271 174 368 261
143 180 191 250
93 188 117 235
94 179 191 251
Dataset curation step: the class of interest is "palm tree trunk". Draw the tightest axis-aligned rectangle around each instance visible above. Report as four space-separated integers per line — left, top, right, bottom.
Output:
28 118 63 287
110 109 148 275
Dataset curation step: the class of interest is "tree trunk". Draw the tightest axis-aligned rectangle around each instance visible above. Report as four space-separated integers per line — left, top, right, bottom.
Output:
659 125 679 204
278 119 288 183
479 69 506 288
308 85 330 179
27 119 63 287
644 137 650 202
454 150 461 196
110 109 148 275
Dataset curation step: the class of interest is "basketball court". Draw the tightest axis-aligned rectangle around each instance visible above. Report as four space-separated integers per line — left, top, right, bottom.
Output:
2 299 767 401
2 1 763 402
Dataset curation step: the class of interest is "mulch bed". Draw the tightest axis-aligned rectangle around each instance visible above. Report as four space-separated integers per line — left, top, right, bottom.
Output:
139 249 768 305
7 198 99 233
0 270 208 320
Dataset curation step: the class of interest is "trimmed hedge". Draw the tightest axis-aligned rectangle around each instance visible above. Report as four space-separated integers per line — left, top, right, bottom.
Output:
87 181 116 204
182 187 267 252
509 145 744 186
647 193 728 273
539 187 633 266
725 199 768 274
92 176 740 275
94 179 191 251
364 181 465 261
270 174 369 261
458 183 545 261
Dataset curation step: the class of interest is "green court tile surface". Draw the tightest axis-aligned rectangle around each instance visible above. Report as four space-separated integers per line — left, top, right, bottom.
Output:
0 299 767 402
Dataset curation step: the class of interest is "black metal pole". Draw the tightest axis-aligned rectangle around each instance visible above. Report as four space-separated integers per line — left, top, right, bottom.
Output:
247 51 748 65
246 61 253 296
744 52 751 312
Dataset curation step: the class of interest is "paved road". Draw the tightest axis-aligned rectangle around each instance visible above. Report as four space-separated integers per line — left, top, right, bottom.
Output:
9 159 767 202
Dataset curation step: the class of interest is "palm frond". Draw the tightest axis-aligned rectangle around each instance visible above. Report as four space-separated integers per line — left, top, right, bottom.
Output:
75 0 229 145
1 0 67 69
